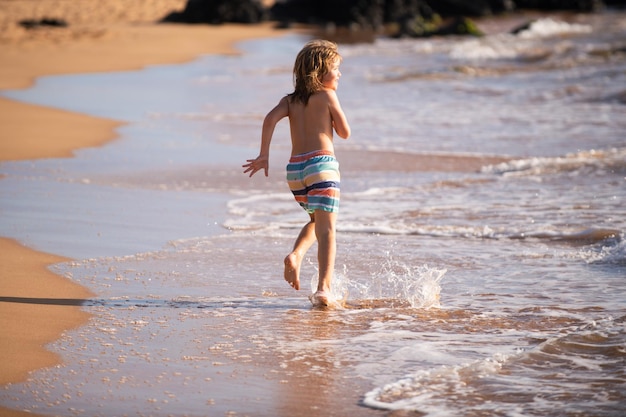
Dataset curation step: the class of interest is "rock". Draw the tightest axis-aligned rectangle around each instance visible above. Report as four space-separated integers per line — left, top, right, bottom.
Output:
428 0 496 16
513 0 604 11
271 0 385 28
270 0 611 27
162 0 614 40
270 0 505 38
19 18 68 29
394 15 484 38
434 16 484 36
162 0 266 24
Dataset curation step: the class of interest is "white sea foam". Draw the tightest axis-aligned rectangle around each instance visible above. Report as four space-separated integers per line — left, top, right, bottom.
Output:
481 147 626 176
363 316 626 415
224 192 295 231
363 353 511 414
581 238 626 265
449 18 593 63
450 37 519 60
516 18 593 39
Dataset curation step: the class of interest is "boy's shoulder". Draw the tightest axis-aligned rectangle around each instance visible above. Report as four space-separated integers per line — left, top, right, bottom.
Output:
316 88 336 97
310 88 337 103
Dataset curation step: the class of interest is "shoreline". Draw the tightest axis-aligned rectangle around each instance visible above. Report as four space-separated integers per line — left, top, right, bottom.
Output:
0 5 296 411
0 238 93 417
0 22 292 161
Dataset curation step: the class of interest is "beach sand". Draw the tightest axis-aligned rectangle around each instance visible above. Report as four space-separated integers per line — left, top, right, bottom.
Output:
0 238 94 383
0 1 290 413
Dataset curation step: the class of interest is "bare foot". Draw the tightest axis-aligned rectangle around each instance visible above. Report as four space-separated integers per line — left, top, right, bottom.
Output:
283 252 300 290
310 290 331 307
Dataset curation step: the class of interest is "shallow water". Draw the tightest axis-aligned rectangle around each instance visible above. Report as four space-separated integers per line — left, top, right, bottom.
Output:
1 11 625 417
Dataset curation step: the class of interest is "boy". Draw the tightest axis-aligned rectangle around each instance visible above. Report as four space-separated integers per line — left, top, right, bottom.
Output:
242 40 351 306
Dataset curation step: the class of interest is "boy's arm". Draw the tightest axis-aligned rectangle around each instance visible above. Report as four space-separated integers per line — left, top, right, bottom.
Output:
243 96 289 177
327 90 351 139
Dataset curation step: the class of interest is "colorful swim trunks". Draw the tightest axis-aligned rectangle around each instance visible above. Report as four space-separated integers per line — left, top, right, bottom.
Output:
286 150 340 214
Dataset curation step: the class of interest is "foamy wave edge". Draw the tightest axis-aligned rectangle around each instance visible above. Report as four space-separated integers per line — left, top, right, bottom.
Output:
480 147 626 176
362 316 624 413
362 352 512 412
517 18 593 39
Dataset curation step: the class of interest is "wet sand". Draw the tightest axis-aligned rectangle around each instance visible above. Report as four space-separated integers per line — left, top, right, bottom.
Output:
0 0 292 411
0 238 94 383
0 238 93 417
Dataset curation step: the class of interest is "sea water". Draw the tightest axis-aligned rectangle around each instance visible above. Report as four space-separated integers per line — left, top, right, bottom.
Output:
1 11 625 417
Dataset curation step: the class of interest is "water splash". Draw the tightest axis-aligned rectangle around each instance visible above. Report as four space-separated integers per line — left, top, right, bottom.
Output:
308 259 445 309
328 258 446 309
308 265 350 308
370 259 446 309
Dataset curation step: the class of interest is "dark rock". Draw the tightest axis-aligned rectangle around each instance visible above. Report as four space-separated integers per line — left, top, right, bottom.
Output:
162 0 266 24
19 18 68 29
383 0 435 23
513 0 603 11
270 0 517 28
394 15 484 38
488 0 517 13
270 0 511 37
434 16 484 36
269 0 317 25
271 0 386 28
271 0 493 39
427 0 495 16
163 0 612 41
269 0 610 28
510 20 533 35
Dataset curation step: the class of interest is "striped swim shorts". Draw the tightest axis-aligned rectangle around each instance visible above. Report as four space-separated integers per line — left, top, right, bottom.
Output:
286 150 340 214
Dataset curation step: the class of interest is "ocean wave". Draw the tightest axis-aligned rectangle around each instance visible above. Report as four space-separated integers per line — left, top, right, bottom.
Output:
448 17 608 69
363 315 625 415
226 190 623 247
481 147 626 176
340 224 623 248
450 36 521 61
516 18 593 39
582 238 626 266
512 228 622 246
363 352 512 413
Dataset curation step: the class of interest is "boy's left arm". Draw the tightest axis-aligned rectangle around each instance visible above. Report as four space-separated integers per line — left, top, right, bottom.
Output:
327 90 350 139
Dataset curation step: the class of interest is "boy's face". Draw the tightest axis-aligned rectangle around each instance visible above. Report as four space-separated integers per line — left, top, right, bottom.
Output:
321 58 341 91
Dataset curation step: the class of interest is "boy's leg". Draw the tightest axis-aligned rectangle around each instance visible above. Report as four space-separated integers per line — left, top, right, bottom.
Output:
284 213 316 290
313 209 337 294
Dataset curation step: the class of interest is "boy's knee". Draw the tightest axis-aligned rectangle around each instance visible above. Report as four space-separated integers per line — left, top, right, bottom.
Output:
315 221 335 241
317 225 335 236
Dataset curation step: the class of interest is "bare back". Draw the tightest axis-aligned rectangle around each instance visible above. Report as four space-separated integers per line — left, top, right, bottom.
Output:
287 89 350 156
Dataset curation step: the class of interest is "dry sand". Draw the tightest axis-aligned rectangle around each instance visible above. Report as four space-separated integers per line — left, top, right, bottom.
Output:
0 1 292 413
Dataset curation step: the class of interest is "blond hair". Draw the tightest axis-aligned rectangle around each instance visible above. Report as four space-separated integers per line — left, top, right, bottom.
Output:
289 39 341 105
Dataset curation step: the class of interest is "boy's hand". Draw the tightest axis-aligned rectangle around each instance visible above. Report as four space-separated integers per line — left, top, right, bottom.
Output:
242 155 269 177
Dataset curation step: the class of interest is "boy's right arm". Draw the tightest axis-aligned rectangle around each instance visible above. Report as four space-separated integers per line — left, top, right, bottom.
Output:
242 97 289 177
